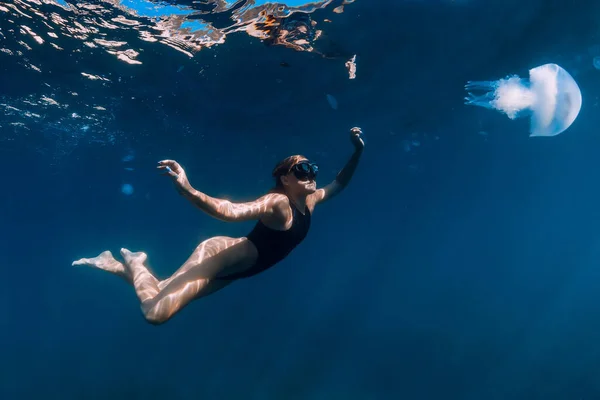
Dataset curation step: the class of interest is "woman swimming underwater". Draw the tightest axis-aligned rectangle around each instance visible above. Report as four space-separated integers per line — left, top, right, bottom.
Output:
73 127 364 325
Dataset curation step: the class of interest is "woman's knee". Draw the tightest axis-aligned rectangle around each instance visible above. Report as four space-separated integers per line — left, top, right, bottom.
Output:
140 300 171 325
143 312 168 325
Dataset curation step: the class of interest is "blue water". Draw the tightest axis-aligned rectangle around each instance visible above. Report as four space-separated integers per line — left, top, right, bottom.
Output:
3 0 600 398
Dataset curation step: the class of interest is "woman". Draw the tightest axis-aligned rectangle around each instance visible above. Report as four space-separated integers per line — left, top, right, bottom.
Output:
73 127 365 325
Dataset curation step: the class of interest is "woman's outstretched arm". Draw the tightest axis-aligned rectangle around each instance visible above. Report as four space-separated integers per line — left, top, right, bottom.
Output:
157 159 282 222
309 126 365 205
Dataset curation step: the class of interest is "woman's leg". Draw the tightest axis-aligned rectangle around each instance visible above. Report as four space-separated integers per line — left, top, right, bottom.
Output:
73 236 257 324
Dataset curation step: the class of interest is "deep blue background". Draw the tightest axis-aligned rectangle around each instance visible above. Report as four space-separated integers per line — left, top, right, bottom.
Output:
3 0 600 398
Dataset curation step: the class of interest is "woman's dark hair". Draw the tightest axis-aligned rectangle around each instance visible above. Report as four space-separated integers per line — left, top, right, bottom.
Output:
270 154 307 192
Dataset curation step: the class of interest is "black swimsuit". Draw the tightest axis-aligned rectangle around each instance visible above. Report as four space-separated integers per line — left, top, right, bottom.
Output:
219 200 311 279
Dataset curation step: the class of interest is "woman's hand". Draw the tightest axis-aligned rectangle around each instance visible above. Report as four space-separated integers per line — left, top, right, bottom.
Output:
157 160 192 194
350 127 364 151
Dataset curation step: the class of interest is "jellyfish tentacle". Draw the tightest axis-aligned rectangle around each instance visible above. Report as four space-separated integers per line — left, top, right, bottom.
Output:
464 81 499 107
464 80 499 91
464 91 496 108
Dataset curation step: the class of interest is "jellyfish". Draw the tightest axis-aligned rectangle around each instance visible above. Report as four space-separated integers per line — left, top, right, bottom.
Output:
464 63 582 137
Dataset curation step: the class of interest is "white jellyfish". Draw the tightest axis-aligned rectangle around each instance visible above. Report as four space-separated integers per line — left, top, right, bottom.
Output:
464 63 582 137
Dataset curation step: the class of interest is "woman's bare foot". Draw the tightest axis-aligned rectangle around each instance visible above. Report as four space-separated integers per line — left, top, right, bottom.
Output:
72 250 130 282
120 248 148 266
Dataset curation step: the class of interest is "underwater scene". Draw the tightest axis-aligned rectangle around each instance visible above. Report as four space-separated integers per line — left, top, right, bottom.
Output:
2 0 600 398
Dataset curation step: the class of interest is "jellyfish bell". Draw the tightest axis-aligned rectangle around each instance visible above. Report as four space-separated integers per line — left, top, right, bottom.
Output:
465 63 582 137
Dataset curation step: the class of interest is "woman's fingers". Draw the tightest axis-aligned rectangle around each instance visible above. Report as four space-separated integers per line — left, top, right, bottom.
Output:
158 160 183 174
157 165 179 178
